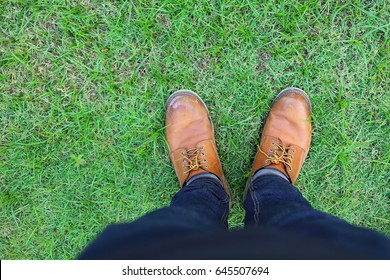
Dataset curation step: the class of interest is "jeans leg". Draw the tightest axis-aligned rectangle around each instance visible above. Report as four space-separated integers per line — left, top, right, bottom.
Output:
78 175 229 259
170 175 230 228
244 174 390 257
244 174 329 226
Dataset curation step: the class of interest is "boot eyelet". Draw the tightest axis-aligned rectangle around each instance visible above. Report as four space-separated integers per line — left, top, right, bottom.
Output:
271 142 275 145
180 151 185 155
182 159 186 162
203 159 207 162
201 153 205 156
200 146 204 150
269 148 273 152
205 165 209 168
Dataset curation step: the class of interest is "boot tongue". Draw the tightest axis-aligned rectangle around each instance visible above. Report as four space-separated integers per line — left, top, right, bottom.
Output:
259 135 293 182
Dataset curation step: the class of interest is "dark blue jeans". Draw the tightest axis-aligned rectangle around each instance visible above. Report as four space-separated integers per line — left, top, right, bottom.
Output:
79 175 390 259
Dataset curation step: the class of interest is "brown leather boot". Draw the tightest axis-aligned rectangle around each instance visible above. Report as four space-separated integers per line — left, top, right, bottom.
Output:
165 90 232 200
246 87 312 194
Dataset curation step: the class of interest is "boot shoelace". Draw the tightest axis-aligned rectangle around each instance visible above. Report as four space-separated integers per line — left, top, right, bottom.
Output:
258 139 294 171
181 147 208 173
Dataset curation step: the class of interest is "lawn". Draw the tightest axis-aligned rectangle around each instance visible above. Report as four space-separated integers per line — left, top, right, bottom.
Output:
1 0 389 259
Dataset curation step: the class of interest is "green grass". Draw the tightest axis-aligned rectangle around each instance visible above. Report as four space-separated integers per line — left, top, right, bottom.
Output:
1 0 389 259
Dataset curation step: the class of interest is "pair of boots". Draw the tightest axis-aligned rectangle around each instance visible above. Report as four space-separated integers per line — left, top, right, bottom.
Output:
166 87 312 203
79 88 390 259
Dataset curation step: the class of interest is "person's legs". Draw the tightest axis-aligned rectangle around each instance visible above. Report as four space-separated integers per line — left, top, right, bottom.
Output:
79 174 229 259
79 89 231 259
171 174 230 228
244 87 390 256
244 170 317 226
244 172 390 257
